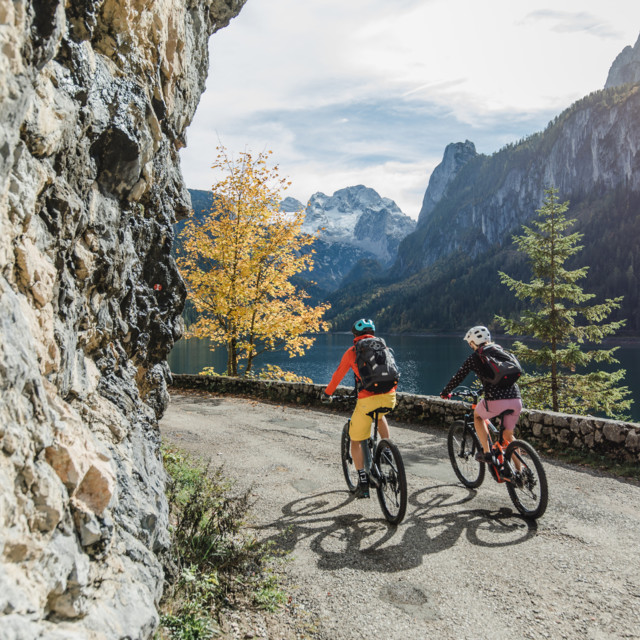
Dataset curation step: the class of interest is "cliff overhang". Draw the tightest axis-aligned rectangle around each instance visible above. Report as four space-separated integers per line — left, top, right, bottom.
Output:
0 1 245 637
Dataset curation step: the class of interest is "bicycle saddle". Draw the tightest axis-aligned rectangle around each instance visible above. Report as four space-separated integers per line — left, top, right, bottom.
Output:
366 406 394 418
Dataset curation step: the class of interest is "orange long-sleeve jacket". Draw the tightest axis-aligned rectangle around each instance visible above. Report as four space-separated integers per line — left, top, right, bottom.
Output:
324 334 397 399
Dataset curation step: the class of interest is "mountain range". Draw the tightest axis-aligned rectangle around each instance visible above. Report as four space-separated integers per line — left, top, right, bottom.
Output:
326 32 640 334
295 185 415 291
180 32 640 334
183 185 416 293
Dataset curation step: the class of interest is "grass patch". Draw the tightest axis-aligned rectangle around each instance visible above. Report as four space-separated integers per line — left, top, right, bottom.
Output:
535 441 640 481
157 446 287 639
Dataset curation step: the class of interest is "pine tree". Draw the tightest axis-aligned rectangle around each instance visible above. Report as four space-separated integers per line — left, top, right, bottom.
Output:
177 146 329 377
495 188 632 418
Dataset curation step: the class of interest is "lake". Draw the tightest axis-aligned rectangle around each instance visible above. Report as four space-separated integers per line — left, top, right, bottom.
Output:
168 333 640 421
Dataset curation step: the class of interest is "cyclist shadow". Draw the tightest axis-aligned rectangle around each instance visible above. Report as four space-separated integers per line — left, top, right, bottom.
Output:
253 483 538 573
408 483 539 547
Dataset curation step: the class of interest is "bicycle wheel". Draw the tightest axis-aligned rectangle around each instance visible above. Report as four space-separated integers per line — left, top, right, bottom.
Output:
447 420 485 488
374 439 407 525
341 422 358 493
505 439 548 519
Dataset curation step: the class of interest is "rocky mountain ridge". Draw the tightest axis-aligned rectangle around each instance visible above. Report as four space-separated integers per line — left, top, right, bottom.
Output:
417 140 477 226
302 185 415 261
606 32 640 88
299 185 416 290
0 1 245 638
396 82 640 277
396 32 640 277
326 33 640 333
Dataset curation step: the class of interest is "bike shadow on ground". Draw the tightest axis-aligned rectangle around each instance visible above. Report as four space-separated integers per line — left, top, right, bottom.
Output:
251 482 538 574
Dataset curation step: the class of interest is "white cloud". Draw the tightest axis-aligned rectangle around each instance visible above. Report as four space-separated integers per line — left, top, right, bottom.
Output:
180 0 640 218
276 158 437 217
523 10 623 38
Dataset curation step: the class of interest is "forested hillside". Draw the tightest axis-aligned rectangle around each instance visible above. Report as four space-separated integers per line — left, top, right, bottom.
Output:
328 188 640 333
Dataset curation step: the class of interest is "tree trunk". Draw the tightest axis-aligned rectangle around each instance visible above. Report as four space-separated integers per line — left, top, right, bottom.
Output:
228 337 238 377
551 338 558 412
245 324 256 376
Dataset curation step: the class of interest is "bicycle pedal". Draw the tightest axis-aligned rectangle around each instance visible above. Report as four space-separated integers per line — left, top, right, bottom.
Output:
354 484 370 499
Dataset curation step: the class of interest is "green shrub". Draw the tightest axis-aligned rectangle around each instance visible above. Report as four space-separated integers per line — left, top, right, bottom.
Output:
158 446 287 639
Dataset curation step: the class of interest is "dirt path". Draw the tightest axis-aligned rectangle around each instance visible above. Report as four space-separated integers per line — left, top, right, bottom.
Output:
160 390 640 640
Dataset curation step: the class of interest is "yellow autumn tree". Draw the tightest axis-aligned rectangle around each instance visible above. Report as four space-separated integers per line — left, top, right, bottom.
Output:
177 146 330 377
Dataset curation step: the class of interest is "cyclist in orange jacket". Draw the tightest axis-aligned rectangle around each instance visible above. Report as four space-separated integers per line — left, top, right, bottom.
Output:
322 319 397 498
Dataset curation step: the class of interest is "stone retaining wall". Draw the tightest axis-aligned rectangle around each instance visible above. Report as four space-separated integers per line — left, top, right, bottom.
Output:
171 374 640 463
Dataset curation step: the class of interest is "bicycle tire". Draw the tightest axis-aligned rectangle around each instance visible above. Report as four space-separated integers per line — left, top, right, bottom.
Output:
340 422 358 493
504 439 548 519
374 439 407 525
447 420 485 488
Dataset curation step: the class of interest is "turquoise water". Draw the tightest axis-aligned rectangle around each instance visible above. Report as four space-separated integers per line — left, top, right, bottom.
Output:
168 333 640 420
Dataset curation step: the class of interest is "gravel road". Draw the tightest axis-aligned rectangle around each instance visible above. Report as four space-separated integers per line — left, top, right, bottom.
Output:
160 390 640 640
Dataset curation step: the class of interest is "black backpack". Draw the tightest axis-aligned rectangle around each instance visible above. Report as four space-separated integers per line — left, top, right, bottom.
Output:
476 344 523 388
354 337 400 394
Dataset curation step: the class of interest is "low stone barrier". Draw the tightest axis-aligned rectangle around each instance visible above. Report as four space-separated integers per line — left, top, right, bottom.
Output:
170 374 640 464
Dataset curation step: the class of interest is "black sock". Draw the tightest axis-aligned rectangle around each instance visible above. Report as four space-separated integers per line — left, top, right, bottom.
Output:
358 469 368 483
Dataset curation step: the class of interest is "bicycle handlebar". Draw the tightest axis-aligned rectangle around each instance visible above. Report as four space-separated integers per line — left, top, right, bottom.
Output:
329 392 357 404
449 386 479 404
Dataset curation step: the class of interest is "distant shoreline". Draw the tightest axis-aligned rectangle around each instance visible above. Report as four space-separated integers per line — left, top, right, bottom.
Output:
333 330 640 347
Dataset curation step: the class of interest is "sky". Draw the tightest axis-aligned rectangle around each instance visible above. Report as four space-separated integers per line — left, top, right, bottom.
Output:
179 0 640 219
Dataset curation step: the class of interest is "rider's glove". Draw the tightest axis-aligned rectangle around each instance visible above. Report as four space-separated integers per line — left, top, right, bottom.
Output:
321 392 333 404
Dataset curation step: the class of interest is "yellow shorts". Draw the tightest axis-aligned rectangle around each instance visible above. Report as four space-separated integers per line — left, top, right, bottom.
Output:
349 392 396 441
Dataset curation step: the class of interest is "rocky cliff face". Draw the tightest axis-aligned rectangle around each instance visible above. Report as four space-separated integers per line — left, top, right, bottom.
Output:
416 140 477 226
0 1 244 638
398 82 640 275
605 32 640 88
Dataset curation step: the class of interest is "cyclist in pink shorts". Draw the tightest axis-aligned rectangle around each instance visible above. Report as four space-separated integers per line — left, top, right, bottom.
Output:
440 326 522 463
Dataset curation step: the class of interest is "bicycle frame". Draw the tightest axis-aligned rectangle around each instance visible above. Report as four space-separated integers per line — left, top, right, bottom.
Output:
459 389 515 484
363 412 386 487
335 379 383 478
334 383 379 476
339 396 383 485
361 430 375 474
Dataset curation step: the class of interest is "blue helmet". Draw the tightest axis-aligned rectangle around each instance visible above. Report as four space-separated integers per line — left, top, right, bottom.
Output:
352 318 375 336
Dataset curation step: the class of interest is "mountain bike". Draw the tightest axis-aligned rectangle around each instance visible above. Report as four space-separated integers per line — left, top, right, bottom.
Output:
332 391 407 524
446 386 548 519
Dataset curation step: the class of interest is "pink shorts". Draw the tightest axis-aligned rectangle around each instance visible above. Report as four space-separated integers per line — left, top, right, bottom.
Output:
475 398 522 431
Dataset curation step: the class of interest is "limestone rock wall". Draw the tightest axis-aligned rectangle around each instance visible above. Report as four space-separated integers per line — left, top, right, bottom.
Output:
605 32 640 89
416 140 477 226
0 1 245 638
398 83 640 276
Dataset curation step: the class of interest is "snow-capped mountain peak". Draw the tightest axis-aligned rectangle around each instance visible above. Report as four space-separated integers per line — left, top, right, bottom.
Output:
300 185 415 263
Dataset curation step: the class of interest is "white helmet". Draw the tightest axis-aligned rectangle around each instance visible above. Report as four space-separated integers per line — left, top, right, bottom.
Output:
464 325 491 346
